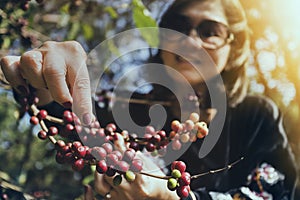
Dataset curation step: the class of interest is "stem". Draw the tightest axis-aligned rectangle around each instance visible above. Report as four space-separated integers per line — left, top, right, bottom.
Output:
46 115 64 125
139 171 171 180
191 157 244 179
31 104 57 144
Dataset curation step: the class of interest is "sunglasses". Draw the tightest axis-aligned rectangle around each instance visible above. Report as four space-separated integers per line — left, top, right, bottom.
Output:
160 13 234 50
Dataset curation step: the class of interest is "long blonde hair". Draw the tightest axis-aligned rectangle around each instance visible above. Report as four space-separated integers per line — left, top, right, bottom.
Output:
158 0 250 107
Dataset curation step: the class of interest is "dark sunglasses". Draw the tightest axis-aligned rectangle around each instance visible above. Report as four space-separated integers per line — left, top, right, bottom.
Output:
160 13 234 50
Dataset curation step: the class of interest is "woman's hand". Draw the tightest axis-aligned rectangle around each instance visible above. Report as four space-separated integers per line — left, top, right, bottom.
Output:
88 134 179 200
0 41 94 125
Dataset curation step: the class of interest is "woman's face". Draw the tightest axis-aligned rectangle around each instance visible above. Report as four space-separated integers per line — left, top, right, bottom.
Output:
160 0 231 86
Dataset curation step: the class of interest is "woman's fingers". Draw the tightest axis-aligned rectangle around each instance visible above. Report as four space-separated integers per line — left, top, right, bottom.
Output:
0 56 28 95
42 51 73 107
19 50 46 89
84 185 95 200
94 172 112 196
69 60 94 126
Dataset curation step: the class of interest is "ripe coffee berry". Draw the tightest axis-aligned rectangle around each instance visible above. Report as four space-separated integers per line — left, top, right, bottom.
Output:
72 158 85 171
30 116 39 125
130 159 143 172
48 126 58 136
173 161 186 173
37 110 48 120
37 130 47 140
176 185 190 198
96 160 108 174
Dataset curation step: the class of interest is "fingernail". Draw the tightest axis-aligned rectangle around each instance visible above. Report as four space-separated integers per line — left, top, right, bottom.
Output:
62 101 72 109
83 113 92 125
17 85 28 96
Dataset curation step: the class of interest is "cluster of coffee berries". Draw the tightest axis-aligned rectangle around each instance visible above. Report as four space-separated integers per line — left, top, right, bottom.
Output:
96 147 143 186
24 95 211 199
170 112 208 150
167 161 191 198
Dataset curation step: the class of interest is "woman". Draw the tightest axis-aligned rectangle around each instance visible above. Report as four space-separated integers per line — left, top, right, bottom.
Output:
1 0 298 199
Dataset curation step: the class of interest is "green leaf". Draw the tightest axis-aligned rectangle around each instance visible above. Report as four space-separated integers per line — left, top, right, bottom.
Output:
67 22 80 40
82 24 94 40
60 3 70 14
104 6 118 19
132 0 159 48
2 37 10 49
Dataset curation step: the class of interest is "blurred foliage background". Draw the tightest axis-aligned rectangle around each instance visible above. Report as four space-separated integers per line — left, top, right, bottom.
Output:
0 0 300 199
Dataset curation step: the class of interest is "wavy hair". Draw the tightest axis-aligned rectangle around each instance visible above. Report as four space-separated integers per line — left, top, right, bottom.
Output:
153 0 250 107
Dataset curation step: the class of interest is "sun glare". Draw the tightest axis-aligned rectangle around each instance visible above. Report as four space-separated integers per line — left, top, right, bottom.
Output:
272 0 300 41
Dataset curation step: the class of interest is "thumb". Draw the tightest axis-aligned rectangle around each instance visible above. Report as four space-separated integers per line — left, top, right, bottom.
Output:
84 185 94 200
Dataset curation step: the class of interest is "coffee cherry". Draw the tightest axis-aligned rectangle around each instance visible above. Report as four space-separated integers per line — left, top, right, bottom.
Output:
91 147 107 160
48 126 58 136
174 161 186 173
145 125 156 135
113 175 122 186
112 150 123 160
102 143 113 154
116 161 130 173
96 160 108 174
146 143 156 152
150 134 161 144
195 122 208 139
37 130 47 140
172 140 182 150
171 120 182 132
129 141 139 151
72 158 85 171
107 123 117 131
72 141 82 150
185 120 194 131
167 178 178 190
130 159 143 172
157 130 166 139
30 116 39 125
180 133 190 143
171 169 182 178
169 131 177 140
125 170 136 182
178 172 191 186
106 153 119 166
189 112 200 123
123 149 136 163
176 185 190 198
75 146 87 158
63 110 73 123
37 110 48 120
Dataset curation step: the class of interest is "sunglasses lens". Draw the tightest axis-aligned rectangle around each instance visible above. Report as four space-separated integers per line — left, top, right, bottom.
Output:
196 21 229 47
160 14 231 49
160 14 192 41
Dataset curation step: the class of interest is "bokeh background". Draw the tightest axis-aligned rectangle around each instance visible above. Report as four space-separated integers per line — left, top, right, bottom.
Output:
0 0 300 199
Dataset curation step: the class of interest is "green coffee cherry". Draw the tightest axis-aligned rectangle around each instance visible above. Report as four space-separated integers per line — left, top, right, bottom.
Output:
171 169 182 178
125 170 136 182
167 178 178 190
